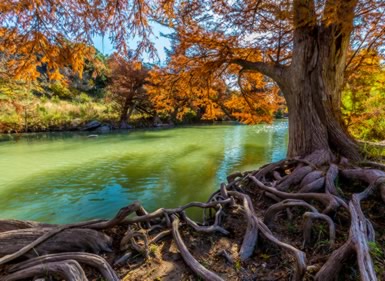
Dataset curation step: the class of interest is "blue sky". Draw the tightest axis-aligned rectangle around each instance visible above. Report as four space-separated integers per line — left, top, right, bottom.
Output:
92 23 172 64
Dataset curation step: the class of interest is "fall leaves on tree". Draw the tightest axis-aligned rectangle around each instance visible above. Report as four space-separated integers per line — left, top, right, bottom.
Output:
107 53 151 128
0 0 154 80
146 50 285 124
147 66 285 124
0 0 288 124
0 27 96 81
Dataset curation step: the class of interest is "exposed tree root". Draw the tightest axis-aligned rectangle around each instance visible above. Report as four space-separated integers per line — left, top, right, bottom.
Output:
0 220 54 233
228 190 307 281
8 253 119 281
171 215 224 281
0 228 113 260
302 212 336 247
263 199 318 227
0 154 384 280
3 260 87 281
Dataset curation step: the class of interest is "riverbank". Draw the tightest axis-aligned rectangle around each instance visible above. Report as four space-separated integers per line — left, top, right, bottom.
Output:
0 96 248 134
0 102 249 135
0 80 287 134
0 98 116 133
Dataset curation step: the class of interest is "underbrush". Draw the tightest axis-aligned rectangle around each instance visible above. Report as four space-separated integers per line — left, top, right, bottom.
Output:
0 98 118 133
360 142 385 162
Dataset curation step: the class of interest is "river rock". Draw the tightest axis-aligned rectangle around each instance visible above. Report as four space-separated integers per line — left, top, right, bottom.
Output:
154 121 175 128
82 120 101 131
96 125 111 133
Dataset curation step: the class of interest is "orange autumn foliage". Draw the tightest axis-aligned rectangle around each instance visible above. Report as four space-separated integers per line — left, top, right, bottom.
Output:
107 53 150 127
227 70 285 124
0 28 96 81
1 0 384 83
146 54 284 124
0 0 154 80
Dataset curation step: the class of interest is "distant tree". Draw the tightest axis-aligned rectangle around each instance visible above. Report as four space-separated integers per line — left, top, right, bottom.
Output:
107 53 150 128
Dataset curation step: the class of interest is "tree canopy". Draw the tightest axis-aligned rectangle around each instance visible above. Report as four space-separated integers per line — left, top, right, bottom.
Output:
1 1 384 79
1 2 383 66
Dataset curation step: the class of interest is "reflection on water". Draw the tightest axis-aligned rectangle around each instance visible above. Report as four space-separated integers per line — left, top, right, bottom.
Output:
0 122 288 223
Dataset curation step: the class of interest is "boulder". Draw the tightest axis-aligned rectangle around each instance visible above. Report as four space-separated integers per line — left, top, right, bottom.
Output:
96 125 111 133
82 120 101 131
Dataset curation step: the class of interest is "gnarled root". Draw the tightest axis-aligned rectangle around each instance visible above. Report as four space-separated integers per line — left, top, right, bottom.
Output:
302 212 336 248
315 183 383 281
263 199 319 227
8 253 119 281
247 158 384 281
171 215 224 281
228 190 307 280
0 228 113 260
2 260 88 281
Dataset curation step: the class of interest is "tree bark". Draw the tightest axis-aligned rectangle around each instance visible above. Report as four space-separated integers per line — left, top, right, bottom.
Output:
283 0 360 160
234 49 361 161
119 99 132 129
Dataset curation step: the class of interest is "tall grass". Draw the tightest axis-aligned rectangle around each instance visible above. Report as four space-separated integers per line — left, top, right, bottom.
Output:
0 98 119 133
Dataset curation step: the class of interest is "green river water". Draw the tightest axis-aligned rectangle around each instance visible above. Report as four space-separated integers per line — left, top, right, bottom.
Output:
0 122 288 224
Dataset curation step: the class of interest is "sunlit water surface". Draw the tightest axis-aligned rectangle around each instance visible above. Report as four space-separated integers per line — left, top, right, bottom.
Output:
0 122 288 223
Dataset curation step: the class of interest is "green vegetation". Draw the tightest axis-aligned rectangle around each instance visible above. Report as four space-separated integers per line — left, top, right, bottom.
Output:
342 52 385 142
149 244 159 256
0 78 118 133
368 241 385 276
0 50 119 133
234 260 242 271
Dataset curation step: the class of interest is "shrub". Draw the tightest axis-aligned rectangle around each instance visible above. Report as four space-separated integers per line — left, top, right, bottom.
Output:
49 82 73 100
74 92 92 103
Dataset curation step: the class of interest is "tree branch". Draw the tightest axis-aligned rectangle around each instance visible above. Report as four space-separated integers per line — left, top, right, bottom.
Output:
230 59 286 85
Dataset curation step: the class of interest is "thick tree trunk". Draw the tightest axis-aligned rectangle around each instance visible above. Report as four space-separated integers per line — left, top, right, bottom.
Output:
283 4 361 161
119 103 130 129
284 71 360 161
